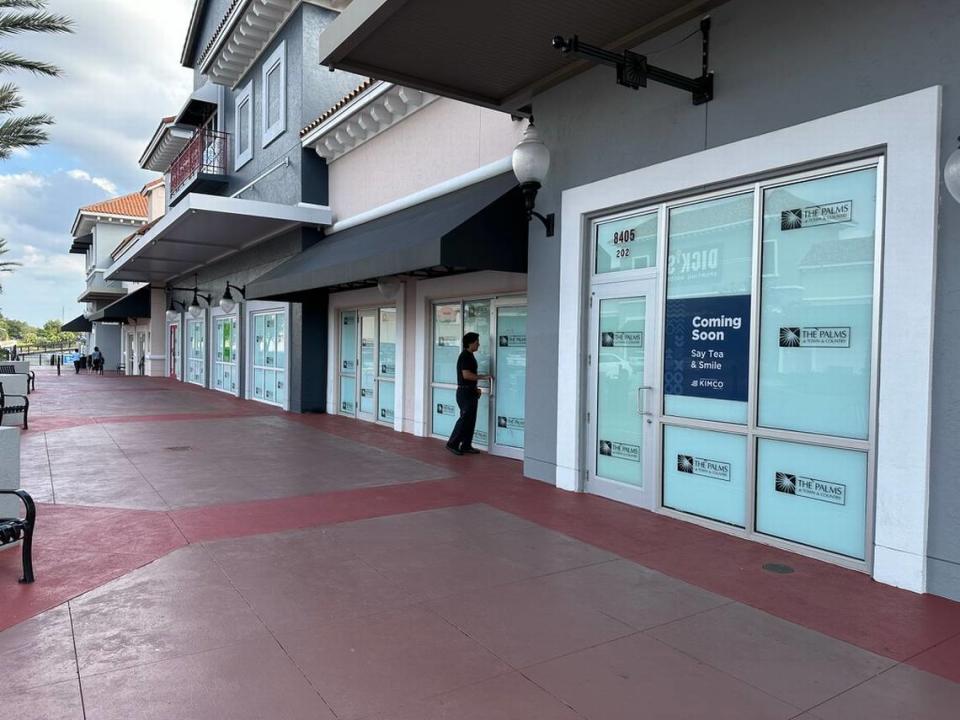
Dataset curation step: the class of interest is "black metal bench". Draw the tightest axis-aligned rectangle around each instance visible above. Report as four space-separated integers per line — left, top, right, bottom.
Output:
0 489 35 583
0 364 35 394
0 381 28 429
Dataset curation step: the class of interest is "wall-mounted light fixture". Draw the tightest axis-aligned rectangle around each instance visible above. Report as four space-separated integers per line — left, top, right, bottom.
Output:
165 300 185 323
219 282 246 314
512 122 554 237
945 137 960 202
169 275 211 320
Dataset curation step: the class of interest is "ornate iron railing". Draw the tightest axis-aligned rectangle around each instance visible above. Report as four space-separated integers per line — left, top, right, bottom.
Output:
170 128 230 195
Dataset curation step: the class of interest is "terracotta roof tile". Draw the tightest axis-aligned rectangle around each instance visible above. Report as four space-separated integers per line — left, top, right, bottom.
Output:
301 78 376 137
80 192 148 218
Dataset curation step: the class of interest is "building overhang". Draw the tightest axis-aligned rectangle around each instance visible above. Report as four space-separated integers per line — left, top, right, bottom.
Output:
317 0 724 111
87 284 152 323
71 212 144 239
69 233 93 255
105 193 332 284
139 119 195 172
78 286 127 304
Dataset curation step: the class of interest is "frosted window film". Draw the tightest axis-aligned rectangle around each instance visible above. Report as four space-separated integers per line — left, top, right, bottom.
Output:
758 168 877 439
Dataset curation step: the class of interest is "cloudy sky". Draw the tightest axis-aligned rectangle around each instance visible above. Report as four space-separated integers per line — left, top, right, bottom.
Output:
0 0 194 326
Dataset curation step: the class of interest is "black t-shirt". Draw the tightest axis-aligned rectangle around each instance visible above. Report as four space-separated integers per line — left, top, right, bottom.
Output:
456 350 478 388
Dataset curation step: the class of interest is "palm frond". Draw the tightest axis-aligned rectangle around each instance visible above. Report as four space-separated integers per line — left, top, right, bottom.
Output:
0 82 23 114
0 2 47 10
0 50 60 76
0 11 74 38
0 112 53 158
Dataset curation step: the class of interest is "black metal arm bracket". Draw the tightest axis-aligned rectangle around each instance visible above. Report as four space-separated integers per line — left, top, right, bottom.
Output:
553 18 714 105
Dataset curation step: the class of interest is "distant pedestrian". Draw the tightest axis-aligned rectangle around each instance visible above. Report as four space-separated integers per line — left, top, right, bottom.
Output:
91 346 104 375
446 332 492 456
72 349 81 374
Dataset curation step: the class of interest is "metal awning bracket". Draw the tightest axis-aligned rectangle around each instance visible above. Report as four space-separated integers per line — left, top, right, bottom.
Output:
553 17 714 105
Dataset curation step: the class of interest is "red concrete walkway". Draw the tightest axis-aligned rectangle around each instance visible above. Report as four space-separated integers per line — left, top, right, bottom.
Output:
1 369 958 718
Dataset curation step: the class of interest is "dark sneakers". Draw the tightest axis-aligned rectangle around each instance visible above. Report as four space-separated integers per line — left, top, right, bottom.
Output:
462 447 481 454
446 444 464 456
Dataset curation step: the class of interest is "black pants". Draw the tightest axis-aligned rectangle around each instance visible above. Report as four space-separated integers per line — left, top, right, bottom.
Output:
448 387 479 450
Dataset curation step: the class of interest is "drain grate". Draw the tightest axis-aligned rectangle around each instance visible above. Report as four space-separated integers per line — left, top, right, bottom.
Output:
164 446 193 452
762 562 795 574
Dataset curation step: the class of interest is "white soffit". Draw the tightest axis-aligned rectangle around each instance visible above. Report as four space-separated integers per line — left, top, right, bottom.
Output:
140 123 194 172
302 82 437 161
104 193 332 283
201 0 352 88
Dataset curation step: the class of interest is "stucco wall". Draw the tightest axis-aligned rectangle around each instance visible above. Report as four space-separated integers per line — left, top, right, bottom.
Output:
327 98 523 220
523 0 960 598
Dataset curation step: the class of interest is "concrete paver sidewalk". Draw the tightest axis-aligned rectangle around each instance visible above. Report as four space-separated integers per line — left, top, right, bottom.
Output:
1 369 959 719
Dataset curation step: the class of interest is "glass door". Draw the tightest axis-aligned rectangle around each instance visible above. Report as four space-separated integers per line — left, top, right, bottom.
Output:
251 310 286 407
186 318 205 386
586 278 658 508
358 309 377 422
213 316 238 394
490 300 527 459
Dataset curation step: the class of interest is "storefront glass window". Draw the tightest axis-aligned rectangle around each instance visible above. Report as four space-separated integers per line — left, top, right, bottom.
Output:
339 311 357 415
595 211 658 274
494 305 526 449
758 168 877 439
664 193 753 424
432 303 462 384
464 300 491 382
662 426 747 527
378 308 397 424
755 438 867 559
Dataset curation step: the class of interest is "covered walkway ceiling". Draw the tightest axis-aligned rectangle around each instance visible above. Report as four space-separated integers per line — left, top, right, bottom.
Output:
318 0 724 111
105 193 332 284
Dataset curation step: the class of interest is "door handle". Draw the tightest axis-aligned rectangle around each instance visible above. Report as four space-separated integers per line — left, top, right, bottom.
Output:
637 386 654 416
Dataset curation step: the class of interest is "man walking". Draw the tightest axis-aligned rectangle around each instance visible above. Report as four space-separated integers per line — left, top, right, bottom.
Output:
446 332 491 455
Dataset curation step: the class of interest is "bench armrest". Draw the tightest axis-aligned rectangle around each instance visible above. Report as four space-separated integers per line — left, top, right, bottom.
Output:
0 489 35 525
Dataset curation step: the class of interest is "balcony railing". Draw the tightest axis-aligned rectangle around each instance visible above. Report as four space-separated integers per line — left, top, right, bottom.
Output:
170 128 230 196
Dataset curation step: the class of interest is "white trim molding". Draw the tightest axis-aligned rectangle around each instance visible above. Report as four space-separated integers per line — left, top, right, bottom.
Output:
235 79 254 169
261 40 286 147
302 82 438 162
202 0 295 89
556 86 942 593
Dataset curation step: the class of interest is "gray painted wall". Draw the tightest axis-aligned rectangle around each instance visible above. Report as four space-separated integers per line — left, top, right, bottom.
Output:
180 4 362 208
525 0 960 598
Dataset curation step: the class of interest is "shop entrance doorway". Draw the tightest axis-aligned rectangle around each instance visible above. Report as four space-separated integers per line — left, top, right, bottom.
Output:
431 296 527 459
586 278 658 508
339 307 397 426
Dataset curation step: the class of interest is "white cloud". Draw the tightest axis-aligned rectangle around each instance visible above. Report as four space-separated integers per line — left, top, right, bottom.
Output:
67 169 118 195
0 0 196 324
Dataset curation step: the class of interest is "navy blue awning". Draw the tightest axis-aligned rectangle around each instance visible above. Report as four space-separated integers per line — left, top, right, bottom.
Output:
247 172 527 301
